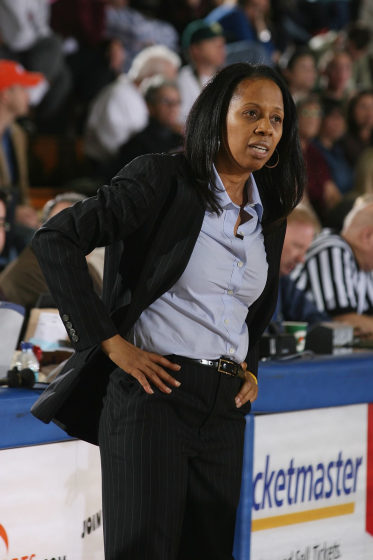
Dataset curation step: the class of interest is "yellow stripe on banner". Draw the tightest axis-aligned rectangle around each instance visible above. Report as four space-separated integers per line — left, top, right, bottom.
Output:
252 503 355 531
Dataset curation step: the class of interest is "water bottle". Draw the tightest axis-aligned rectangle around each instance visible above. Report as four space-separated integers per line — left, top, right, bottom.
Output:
14 342 40 382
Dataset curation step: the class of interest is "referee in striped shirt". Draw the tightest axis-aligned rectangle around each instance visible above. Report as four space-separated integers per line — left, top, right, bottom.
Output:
292 195 373 337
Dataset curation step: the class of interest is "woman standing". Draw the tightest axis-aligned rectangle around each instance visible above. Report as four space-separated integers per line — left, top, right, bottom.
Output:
31 63 305 559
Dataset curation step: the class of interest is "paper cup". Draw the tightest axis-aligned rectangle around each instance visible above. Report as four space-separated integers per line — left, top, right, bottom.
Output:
282 321 308 352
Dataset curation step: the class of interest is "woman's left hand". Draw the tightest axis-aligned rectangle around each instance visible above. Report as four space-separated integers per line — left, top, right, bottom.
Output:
235 361 258 408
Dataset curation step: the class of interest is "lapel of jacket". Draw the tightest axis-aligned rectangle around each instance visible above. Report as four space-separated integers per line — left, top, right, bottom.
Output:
116 166 205 333
243 173 285 343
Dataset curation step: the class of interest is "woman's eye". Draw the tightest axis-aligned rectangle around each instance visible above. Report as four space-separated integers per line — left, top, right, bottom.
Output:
245 110 257 117
273 116 282 123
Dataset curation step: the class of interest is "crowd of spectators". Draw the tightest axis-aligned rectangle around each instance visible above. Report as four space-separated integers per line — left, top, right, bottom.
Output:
1 0 373 343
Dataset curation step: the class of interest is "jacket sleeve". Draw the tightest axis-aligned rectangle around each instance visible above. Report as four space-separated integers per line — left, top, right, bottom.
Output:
32 155 162 352
246 341 259 377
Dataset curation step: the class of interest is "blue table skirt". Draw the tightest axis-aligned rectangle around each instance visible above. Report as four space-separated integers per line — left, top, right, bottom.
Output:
0 385 72 449
1 352 372 449
251 352 373 413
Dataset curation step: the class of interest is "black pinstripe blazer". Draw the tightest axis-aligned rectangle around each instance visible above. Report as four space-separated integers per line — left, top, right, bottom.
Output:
31 152 286 445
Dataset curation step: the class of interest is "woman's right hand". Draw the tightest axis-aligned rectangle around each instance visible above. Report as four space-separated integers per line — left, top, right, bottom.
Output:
100 334 181 395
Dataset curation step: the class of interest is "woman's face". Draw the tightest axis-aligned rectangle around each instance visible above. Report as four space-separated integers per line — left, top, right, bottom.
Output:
148 86 181 127
288 55 317 92
297 102 322 141
221 78 284 173
353 94 373 130
320 109 346 142
326 53 352 91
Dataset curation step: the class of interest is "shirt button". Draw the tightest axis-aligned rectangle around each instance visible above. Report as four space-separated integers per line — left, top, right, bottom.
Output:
72 335 79 342
66 322 73 329
237 261 244 268
62 314 69 322
69 329 76 335
224 319 229 324
229 348 234 354
227 290 233 295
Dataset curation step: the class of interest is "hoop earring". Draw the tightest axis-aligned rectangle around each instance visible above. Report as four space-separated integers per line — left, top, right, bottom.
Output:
265 149 279 169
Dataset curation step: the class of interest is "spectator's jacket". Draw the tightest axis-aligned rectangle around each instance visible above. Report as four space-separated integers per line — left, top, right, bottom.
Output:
0 123 29 203
291 229 373 316
0 245 102 311
30 153 286 445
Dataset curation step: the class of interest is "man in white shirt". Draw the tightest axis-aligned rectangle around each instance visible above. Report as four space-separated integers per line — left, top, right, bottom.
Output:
84 45 181 164
178 20 226 125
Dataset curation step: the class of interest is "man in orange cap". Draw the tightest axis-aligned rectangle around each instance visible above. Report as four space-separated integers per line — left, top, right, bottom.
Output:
0 60 43 251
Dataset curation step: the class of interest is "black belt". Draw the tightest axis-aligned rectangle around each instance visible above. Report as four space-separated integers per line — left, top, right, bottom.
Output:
174 356 245 379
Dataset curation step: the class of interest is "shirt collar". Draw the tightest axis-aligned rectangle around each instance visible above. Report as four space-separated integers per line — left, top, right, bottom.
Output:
212 165 264 222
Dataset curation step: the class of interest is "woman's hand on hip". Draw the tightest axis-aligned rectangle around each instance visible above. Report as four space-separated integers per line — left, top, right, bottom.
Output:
100 334 181 395
235 361 258 408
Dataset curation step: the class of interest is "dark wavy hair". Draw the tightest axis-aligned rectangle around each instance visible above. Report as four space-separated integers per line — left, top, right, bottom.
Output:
347 90 373 138
184 63 306 232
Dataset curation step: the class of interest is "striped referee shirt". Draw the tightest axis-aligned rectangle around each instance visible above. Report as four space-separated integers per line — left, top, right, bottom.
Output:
291 229 373 316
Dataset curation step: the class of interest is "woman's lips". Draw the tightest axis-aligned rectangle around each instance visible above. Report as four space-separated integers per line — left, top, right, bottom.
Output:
248 144 270 159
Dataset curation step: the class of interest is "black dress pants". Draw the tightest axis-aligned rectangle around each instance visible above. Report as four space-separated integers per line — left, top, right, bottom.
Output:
98 356 249 560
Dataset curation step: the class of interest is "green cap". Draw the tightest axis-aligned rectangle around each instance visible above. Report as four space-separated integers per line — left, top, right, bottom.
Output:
182 20 225 51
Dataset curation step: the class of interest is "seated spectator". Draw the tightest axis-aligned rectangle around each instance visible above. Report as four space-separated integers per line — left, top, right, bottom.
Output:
270 0 311 47
319 50 355 108
0 61 42 250
292 195 373 337
158 0 217 37
50 0 125 105
297 95 341 221
109 76 182 180
105 0 179 73
359 0 373 52
341 90 373 167
0 190 10 302
281 47 317 103
345 23 373 91
0 190 9 262
0 0 72 131
303 1 349 34
327 147 373 231
355 148 373 196
178 20 226 124
0 193 103 311
314 99 354 195
272 204 330 328
84 45 181 165
205 0 277 63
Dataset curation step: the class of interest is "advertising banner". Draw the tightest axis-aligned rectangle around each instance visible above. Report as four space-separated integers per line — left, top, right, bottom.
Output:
250 404 373 560
0 440 104 560
1 404 372 559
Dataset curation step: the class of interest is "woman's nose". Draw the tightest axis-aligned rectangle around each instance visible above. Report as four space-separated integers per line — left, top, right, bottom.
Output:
254 119 273 135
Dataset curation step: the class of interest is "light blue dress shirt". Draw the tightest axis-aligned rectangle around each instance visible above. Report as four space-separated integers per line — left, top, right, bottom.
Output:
128 168 268 364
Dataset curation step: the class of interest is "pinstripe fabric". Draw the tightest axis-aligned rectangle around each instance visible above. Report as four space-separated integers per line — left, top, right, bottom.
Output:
99 357 249 560
30 152 286 444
